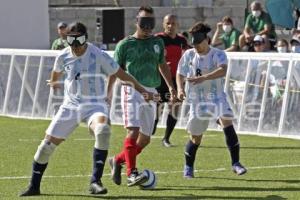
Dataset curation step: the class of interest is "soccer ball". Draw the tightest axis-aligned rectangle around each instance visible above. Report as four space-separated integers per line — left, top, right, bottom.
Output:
139 169 157 189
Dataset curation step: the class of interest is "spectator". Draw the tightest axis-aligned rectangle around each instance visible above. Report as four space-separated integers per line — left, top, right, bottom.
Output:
253 35 267 52
239 1 276 51
211 16 241 51
290 36 300 53
276 39 289 53
51 21 69 50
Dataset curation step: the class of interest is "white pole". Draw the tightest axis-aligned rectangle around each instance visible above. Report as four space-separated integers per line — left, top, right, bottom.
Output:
278 58 294 136
237 59 251 131
31 56 44 117
3 55 15 114
17 56 30 116
257 60 272 133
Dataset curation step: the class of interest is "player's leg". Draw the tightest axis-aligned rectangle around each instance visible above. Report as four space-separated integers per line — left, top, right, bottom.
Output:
88 115 110 194
162 101 180 147
110 85 147 186
20 107 78 196
218 96 247 175
184 117 208 178
218 117 247 175
151 101 162 135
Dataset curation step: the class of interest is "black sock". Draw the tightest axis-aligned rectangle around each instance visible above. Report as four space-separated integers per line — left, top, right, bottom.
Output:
163 114 177 142
184 140 199 168
91 148 108 183
30 161 48 190
223 125 240 165
152 118 159 135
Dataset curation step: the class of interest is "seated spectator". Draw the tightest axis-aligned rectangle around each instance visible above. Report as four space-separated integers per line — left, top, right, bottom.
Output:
253 35 267 52
276 39 289 53
290 36 300 53
211 16 241 51
51 21 68 50
239 1 277 51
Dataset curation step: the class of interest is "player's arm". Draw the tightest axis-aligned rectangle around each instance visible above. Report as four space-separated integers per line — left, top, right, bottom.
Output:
106 75 117 104
158 62 176 100
176 73 186 101
47 71 63 89
187 64 227 85
114 68 159 102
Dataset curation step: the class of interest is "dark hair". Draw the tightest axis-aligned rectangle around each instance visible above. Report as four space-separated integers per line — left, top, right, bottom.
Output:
67 22 88 38
189 22 211 34
222 16 233 24
182 31 189 38
277 39 288 47
138 6 154 15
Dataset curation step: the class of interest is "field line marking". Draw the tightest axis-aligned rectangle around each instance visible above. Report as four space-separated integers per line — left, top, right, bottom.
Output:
1 164 300 180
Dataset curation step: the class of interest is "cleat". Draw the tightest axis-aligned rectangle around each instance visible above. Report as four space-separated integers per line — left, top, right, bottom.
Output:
19 187 40 197
162 139 172 148
108 157 122 185
89 182 108 195
183 165 194 178
232 162 247 175
127 169 148 187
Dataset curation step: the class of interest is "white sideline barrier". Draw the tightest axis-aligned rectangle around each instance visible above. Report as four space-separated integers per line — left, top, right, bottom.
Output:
0 49 300 139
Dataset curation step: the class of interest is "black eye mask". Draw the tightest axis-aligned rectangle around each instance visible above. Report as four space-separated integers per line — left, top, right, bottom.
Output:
66 33 87 47
137 17 155 30
191 32 207 45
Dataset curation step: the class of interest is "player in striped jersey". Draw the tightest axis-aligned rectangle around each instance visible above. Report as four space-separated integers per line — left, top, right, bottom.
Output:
20 22 157 196
177 22 247 178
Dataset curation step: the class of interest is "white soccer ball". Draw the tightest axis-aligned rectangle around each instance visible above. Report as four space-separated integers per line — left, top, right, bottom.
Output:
139 169 157 189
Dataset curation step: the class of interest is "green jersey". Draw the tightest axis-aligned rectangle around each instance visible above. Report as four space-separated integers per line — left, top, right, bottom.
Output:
245 11 276 38
114 36 165 88
221 28 240 49
51 38 69 50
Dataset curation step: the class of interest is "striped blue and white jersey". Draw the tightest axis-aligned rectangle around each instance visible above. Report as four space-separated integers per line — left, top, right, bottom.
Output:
177 47 227 103
53 43 119 108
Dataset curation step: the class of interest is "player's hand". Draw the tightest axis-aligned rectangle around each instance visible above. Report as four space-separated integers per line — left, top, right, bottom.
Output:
177 89 186 101
186 76 207 85
46 80 61 89
142 92 160 102
169 88 177 103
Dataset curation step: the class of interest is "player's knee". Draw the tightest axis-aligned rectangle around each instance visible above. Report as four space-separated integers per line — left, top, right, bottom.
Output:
34 139 57 164
94 123 111 150
191 135 202 145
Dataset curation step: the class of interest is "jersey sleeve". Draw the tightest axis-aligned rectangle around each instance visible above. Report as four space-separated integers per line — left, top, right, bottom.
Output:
100 50 120 76
52 54 64 72
114 40 125 68
177 51 191 77
214 50 228 67
230 30 240 45
245 14 252 29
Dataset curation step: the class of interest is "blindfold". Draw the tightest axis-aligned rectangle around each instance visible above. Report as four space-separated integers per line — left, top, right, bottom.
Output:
191 32 207 45
66 33 86 47
137 17 155 30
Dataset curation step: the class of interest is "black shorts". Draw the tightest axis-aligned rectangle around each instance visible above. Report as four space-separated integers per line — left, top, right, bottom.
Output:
156 77 177 103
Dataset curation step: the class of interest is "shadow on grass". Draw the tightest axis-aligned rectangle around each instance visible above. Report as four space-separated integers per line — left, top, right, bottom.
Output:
40 193 287 199
199 176 300 184
201 145 300 150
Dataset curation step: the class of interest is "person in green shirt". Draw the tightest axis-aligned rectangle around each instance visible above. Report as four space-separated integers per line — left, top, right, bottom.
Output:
211 16 240 51
239 1 276 51
51 22 69 50
107 6 176 187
